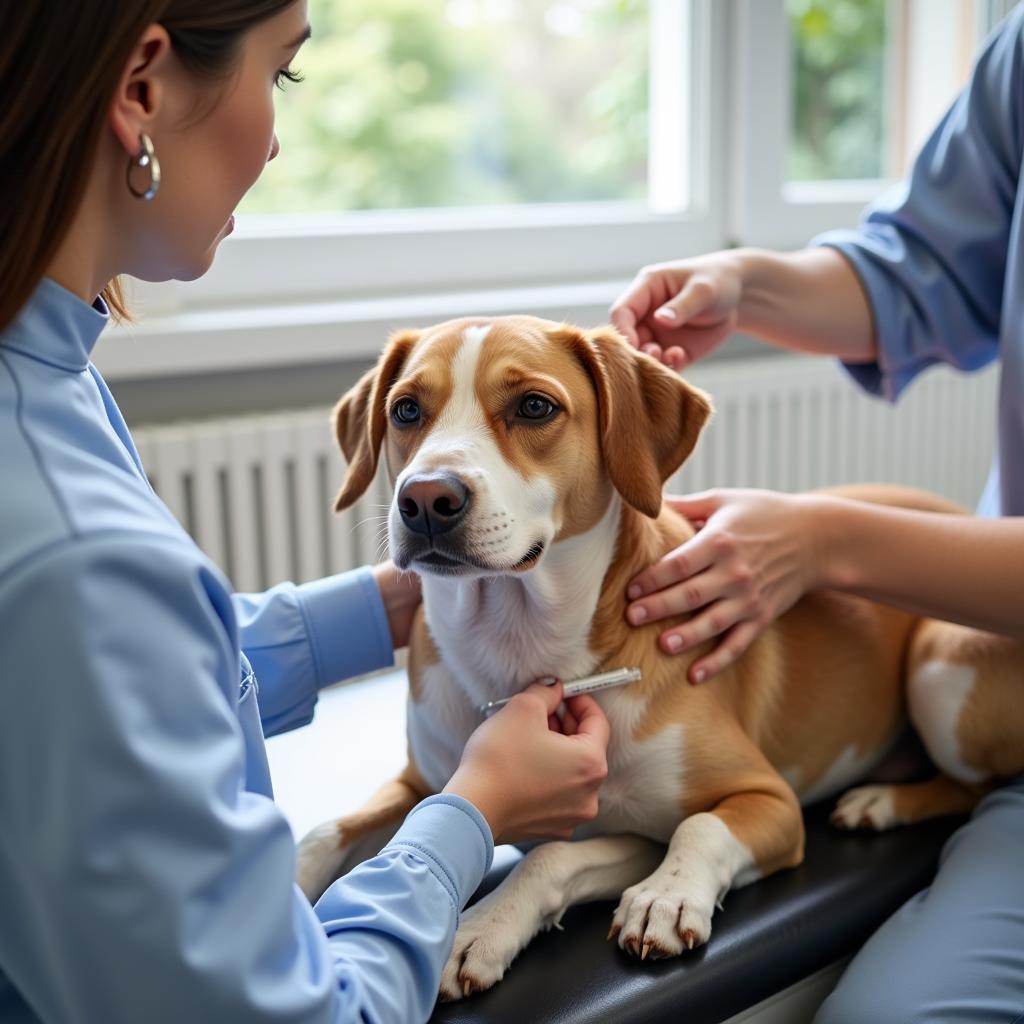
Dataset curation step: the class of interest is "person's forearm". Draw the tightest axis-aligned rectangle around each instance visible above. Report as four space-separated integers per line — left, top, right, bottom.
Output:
735 247 877 363
815 497 1024 638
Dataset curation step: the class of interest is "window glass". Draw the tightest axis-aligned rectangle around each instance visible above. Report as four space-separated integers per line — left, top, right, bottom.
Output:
786 0 889 182
240 0 650 214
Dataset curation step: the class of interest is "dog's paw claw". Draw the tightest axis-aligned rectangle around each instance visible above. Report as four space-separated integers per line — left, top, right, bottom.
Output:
611 878 713 960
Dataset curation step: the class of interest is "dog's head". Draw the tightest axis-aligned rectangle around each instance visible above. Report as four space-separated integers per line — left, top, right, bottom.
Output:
333 316 711 577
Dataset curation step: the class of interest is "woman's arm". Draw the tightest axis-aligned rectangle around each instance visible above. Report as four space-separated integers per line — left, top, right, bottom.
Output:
0 535 483 1024
234 563 415 738
819 495 1024 636
610 245 877 369
734 247 876 361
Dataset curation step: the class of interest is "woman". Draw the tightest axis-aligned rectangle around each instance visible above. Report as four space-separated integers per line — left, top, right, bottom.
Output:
611 8 1024 1021
0 3 610 1022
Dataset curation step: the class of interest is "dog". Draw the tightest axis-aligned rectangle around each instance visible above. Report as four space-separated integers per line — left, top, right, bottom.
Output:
296 315 1023 1000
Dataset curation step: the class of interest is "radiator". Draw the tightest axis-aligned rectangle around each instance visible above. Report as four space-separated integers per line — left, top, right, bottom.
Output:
132 355 997 592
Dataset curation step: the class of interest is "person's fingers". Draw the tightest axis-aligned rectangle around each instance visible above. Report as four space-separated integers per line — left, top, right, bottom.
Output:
636 322 655 350
548 713 563 733
658 597 747 655
626 530 717 602
626 567 733 626
611 272 675 348
565 694 610 751
560 705 579 736
663 490 723 524
654 274 717 325
642 342 664 362
687 619 763 684
520 680 565 716
663 345 689 370
609 301 640 347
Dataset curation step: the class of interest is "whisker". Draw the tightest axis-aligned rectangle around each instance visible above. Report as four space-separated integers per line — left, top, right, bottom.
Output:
350 513 388 534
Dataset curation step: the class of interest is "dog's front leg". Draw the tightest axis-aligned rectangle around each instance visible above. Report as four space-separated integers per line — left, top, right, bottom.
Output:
295 767 429 902
439 834 663 1000
611 781 804 959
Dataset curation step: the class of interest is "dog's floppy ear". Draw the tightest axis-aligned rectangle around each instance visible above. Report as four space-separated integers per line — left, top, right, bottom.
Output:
562 325 712 518
333 329 420 511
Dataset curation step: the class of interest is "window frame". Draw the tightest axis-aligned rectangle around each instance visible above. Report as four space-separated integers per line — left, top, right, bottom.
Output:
731 0 983 249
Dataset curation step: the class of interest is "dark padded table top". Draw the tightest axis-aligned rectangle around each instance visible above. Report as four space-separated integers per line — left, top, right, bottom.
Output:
431 742 964 1024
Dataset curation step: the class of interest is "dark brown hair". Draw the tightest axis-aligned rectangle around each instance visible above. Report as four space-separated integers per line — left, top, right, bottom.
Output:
0 1 297 332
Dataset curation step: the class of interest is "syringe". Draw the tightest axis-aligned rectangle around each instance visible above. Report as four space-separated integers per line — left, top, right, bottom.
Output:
479 667 642 715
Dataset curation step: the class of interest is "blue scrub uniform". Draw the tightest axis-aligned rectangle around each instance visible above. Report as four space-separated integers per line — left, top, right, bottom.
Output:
813 8 1024 1021
0 278 493 1023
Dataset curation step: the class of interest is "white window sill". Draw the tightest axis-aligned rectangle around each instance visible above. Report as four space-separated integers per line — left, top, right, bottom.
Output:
95 279 631 382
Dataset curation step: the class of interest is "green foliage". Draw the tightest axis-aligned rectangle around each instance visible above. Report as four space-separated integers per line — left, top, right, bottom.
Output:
241 0 649 214
787 0 888 181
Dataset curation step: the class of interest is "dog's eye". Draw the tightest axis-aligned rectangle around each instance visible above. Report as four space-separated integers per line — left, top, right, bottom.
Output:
392 398 421 425
517 394 558 421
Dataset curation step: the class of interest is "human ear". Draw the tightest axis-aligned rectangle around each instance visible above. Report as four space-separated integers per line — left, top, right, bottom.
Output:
108 24 173 158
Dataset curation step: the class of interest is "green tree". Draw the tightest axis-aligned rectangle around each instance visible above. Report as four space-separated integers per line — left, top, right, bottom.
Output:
787 0 888 181
242 0 648 215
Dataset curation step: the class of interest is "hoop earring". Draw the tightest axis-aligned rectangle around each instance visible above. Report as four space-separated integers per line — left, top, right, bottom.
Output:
126 133 161 201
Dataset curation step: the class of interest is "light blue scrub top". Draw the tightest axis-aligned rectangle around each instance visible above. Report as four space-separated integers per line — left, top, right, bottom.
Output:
815 6 1024 518
0 279 493 1023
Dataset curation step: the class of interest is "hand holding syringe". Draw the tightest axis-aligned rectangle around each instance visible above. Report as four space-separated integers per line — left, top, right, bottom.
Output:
479 667 642 716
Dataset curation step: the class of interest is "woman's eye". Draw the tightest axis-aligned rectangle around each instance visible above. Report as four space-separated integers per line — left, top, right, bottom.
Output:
274 66 304 91
392 398 421 425
517 394 557 421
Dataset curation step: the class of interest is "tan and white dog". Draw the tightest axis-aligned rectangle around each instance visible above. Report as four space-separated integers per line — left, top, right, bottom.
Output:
297 316 1024 1000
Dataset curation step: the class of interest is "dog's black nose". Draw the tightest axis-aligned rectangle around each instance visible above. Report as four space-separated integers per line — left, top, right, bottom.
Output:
398 474 470 536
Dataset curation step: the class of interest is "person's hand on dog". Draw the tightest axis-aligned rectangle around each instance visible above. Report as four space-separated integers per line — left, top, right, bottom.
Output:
625 489 827 683
609 251 745 370
371 561 422 649
443 681 610 844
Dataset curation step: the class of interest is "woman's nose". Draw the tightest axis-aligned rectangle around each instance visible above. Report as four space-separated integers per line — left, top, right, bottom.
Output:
268 134 281 162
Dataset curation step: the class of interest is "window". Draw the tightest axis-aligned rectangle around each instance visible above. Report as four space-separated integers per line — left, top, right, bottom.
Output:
734 0 978 249
138 0 721 317
110 1 989 382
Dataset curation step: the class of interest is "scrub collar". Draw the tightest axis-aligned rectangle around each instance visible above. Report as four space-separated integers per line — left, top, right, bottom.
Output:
1 277 110 372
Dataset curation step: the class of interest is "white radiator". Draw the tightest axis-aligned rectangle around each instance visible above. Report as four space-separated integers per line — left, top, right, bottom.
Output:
133 355 997 592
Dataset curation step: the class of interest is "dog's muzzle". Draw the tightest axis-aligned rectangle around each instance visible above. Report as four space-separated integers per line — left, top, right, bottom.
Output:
397 473 470 538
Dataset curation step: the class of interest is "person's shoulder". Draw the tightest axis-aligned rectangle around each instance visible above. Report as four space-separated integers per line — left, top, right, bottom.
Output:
0 522 236 664
0 365 198 584
981 5 1024 70
0 519 219 595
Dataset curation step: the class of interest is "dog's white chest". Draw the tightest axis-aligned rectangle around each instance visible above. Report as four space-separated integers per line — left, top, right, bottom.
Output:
407 662 481 793
580 691 688 844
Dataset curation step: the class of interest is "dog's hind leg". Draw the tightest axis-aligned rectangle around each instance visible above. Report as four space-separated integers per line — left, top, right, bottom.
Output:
906 618 1024 785
296 766 429 903
829 620 1022 831
831 774 988 831
439 834 664 1001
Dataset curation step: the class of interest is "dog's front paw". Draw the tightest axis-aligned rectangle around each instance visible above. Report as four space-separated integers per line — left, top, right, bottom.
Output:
831 785 899 831
608 872 713 959
295 821 344 903
439 904 527 1001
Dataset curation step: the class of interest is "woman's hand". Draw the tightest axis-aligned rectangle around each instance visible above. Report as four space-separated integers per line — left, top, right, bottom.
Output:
609 251 746 369
371 561 422 649
443 682 610 844
625 490 827 683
